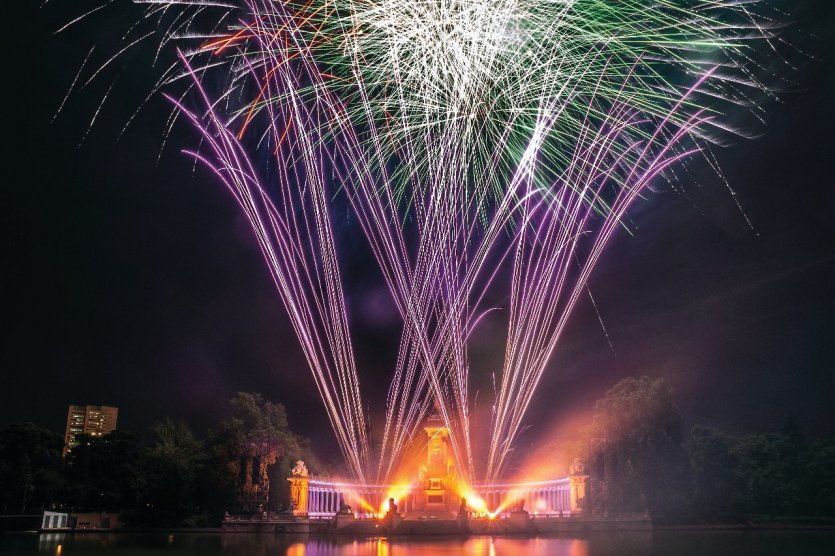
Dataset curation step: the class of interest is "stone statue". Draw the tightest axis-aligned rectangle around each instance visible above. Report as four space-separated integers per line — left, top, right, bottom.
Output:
418 463 427 482
339 498 353 515
456 496 470 529
381 497 402 531
569 457 585 476
458 497 469 519
291 460 309 477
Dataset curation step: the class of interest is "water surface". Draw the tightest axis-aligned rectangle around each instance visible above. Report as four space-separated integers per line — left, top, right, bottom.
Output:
2 531 834 555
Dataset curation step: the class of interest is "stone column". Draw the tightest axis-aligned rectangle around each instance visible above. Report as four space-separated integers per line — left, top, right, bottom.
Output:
287 460 311 516
288 476 309 516
569 475 588 514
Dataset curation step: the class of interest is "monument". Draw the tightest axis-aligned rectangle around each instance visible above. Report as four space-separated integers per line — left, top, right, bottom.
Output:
287 460 310 516
568 458 589 514
411 412 460 517
267 419 651 535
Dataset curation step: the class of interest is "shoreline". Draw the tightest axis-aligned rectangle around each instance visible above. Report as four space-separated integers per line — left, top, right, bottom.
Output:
18 520 835 536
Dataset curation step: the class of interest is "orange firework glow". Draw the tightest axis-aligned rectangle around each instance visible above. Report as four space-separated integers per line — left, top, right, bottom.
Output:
378 483 413 515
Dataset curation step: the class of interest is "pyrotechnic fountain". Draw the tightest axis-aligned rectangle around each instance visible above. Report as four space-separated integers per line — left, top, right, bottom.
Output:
286 412 584 529
57 0 782 511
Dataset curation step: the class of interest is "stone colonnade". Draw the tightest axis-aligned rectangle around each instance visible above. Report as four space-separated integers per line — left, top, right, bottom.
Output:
475 478 572 514
307 480 393 517
306 478 573 517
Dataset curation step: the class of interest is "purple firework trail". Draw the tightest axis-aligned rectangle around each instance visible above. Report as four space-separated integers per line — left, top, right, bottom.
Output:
54 0 784 484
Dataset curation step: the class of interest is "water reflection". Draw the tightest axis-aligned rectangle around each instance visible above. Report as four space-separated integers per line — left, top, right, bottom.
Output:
37 532 67 552
2 531 834 555
195 535 591 556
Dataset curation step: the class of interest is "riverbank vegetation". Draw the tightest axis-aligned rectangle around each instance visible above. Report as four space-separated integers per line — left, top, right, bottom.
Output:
579 376 835 523
0 393 318 527
1 381 833 526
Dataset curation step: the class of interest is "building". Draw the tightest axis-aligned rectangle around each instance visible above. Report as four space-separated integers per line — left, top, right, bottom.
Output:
40 511 69 531
63 405 118 455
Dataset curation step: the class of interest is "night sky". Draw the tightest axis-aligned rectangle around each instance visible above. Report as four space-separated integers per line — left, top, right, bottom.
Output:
3 2 834 465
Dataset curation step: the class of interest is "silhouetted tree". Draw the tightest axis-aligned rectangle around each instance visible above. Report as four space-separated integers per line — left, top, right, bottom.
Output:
138 419 203 526
0 423 64 513
586 376 688 516
213 392 319 512
687 416 835 519
64 430 142 512
687 427 740 517
731 432 801 516
198 425 243 521
795 440 835 516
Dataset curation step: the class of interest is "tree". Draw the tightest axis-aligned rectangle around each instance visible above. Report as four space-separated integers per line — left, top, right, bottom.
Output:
586 376 687 515
199 425 243 522
796 440 835 516
687 426 740 517
227 392 304 454
213 392 318 512
731 432 800 516
138 419 203 526
686 416 835 519
0 423 64 513
64 430 142 512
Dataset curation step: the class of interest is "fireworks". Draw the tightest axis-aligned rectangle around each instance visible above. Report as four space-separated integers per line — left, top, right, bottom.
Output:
56 0 782 483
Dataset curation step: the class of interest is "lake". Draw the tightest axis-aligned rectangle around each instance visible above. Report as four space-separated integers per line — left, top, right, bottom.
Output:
1 531 834 555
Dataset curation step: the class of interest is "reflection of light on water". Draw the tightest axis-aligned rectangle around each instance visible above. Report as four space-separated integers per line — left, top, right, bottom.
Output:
487 537 589 556
286 542 306 556
464 536 496 556
570 539 590 556
38 533 67 551
376 538 389 556
55 544 62 555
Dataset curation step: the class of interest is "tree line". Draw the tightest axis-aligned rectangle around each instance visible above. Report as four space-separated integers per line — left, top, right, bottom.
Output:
580 376 835 521
0 393 320 527
2 380 834 526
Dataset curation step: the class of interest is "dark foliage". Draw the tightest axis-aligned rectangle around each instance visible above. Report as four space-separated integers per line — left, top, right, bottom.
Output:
585 376 689 515
688 421 835 519
64 430 142 512
3 385 834 525
584 378 835 520
0 393 314 526
0 423 65 513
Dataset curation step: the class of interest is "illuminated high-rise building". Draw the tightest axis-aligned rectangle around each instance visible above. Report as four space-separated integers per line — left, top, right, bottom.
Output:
63 405 118 455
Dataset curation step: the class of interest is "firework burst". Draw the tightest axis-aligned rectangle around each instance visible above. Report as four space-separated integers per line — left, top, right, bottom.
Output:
54 0 784 483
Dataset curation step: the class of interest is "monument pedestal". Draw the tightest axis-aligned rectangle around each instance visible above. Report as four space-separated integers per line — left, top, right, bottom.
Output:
508 510 530 530
381 513 403 531
334 512 355 529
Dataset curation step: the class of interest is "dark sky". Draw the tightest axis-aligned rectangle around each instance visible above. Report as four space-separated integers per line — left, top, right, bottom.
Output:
3 2 834 465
